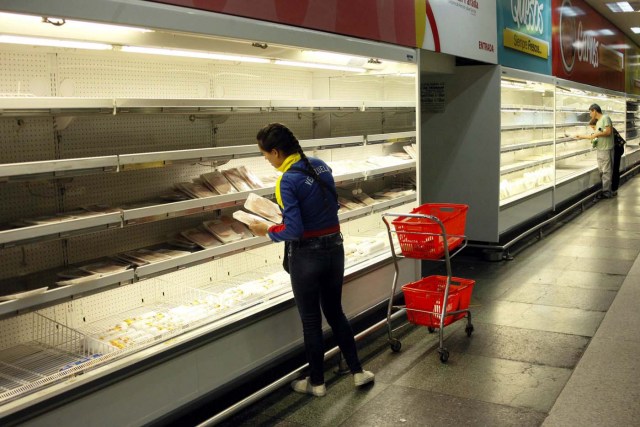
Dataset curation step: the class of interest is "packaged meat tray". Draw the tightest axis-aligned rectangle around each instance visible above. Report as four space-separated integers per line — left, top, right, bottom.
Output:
78 259 132 275
203 220 244 243
244 193 282 223
232 210 275 227
223 168 252 192
180 227 222 249
175 182 217 199
201 171 237 195
217 215 254 238
237 166 264 189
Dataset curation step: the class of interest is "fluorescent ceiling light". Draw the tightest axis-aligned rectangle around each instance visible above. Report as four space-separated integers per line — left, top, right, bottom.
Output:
0 34 111 50
617 1 634 12
607 43 631 49
599 29 615 36
632 27 640 34
121 46 269 63
274 60 365 72
0 12 152 33
301 50 366 66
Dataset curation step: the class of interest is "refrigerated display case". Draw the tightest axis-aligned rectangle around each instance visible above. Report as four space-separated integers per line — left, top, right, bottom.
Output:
0 2 420 424
421 66 638 243
625 97 640 168
553 81 626 204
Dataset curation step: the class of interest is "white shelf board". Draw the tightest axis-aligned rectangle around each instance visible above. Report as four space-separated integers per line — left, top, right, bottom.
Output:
0 157 118 180
365 161 416 179
299 136 364 149
500 139 554 153
0 212 122 247
134 236 271 278
0 269 134 318
122 188 274 222
118 146 259 168
0 97 114 115
366 131 416 143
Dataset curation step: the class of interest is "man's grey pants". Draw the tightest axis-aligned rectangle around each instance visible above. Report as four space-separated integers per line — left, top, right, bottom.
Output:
597 148 613 194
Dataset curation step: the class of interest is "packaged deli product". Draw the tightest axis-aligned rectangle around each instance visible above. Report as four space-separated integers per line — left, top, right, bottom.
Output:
223 168 252 192
203 220 244 243
244 193 282 223
201 171 237 195
237 166 264 189
232 210 274 227
219 215 254 238
180 227 222 249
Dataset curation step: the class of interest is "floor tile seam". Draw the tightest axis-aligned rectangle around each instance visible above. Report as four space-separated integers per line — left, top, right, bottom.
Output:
430 347 577 372
499 281 623 291
467 320 594 339
356 382 550 417
462 320 593 341
394 374 557 415
486 298 613 313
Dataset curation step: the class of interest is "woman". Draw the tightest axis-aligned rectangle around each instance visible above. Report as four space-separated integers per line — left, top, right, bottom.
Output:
248 123 374 397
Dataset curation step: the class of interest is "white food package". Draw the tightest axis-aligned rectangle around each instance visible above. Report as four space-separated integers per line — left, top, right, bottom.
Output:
232 210 274 227
201 171 237 195
180 227 222 249
203 220 244 243
244 193 282 223
223 168 252 192
237 166 264 189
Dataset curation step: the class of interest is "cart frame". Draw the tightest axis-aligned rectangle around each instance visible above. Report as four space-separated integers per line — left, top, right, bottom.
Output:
382 211 473 363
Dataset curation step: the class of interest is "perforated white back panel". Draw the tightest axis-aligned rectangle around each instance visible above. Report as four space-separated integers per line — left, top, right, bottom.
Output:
0 45 417 348
0 49 52 97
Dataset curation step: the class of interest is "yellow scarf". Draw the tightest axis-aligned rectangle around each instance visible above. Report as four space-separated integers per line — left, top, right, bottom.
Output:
275 153 301 208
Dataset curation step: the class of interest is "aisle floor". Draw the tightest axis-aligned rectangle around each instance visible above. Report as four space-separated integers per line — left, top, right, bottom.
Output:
220 175 640 427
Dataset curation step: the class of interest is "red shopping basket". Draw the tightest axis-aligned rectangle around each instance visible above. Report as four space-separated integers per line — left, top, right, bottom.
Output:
401 275 475 328
392 203 468 259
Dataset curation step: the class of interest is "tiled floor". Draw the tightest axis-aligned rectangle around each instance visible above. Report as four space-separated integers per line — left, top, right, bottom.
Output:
218 174 640 426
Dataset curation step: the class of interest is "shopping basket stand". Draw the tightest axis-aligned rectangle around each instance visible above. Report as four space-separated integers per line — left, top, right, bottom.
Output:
382 204 474 363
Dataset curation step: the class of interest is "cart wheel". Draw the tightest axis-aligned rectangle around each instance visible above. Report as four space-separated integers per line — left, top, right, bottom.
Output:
465 324 474 337
438 349 449 363
389 339 402 352
427 327 435 333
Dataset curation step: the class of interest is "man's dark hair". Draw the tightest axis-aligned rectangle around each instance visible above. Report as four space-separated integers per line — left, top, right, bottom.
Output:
589 103 602 114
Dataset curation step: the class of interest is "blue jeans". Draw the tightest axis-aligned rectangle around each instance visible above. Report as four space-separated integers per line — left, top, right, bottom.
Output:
289 233 363 385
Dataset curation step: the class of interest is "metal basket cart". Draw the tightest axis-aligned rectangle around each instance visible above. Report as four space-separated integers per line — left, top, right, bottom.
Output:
382 203 475 363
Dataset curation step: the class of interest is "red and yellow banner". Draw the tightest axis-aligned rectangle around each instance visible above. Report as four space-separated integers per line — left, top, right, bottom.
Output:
552 0 626 91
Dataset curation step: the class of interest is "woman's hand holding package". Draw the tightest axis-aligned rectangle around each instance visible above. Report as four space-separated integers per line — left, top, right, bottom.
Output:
248 221 269 237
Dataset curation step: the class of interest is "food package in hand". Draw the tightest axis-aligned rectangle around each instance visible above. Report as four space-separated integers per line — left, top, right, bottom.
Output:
219 215 254 238
232 210 274 227
244 193 282 223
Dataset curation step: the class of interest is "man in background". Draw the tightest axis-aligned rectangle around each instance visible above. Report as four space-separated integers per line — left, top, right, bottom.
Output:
577 104 614 198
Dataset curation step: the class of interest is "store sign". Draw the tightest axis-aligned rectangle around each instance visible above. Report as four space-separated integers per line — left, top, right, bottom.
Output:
416 0 498 63
626 43 640 95
421 82 446 112
552 0 625 91
148 0 417 48
497 0 552 74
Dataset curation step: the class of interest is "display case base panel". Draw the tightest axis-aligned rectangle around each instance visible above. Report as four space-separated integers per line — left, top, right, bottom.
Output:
554 169 601 205
498 188 553 236
9 259 418 427
622 149 640 171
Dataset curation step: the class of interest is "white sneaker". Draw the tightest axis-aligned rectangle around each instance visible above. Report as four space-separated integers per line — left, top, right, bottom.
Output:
354 370 375 387
291 377 326 397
